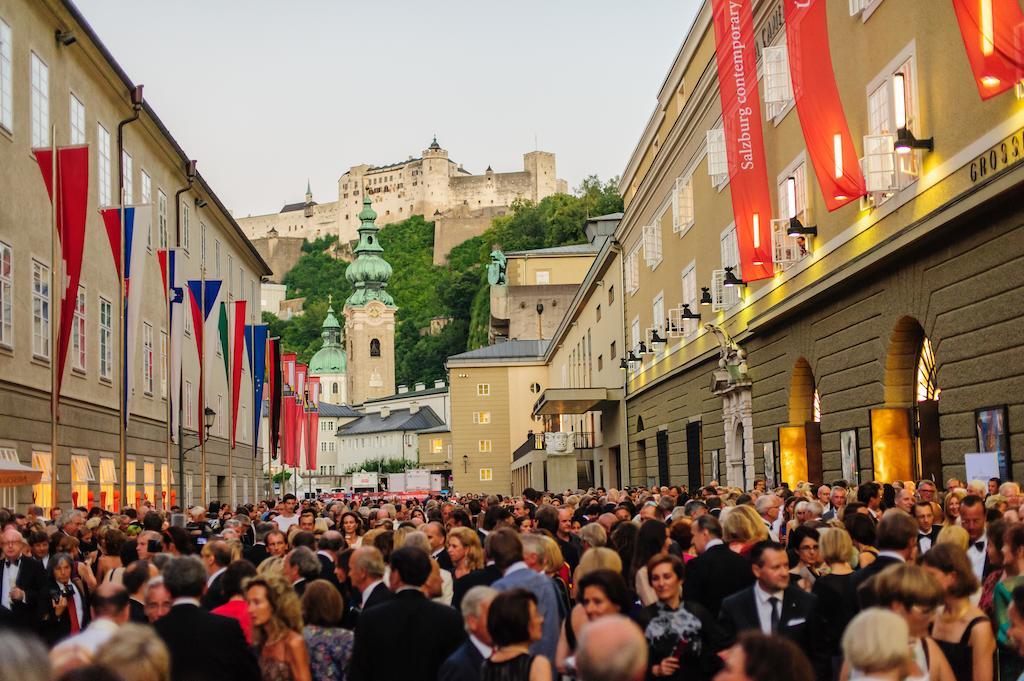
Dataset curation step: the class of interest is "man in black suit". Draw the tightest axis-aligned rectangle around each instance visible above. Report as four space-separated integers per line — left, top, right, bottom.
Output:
316 531 344 588
439 585 497 681
350 546 466 681
242 522 274 567
0 527 47 632
913 501 942 554
425 522 454 572
342 546 391 629
284 546 321 597
154 555 260 681
199 540 232 610
719 541 827 680
849 508 918 610
683 515 754 617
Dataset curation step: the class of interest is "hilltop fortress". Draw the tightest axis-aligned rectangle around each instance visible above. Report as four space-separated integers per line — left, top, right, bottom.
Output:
238 137 568 274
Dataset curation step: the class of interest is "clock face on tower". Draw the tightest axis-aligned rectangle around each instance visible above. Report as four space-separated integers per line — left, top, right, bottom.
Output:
368 307 381 318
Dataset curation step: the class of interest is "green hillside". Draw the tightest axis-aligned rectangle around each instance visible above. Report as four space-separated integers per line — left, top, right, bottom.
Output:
262 175 622 387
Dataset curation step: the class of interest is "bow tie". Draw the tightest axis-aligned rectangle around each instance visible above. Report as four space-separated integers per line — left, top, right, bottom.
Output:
974 541 985 551
5 560 18 568
920 532 932 537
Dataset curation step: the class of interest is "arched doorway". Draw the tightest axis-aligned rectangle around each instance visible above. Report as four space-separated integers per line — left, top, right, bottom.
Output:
780 358 823 486
875 317 941 482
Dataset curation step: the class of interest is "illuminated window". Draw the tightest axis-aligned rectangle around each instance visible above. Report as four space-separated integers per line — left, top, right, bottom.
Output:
0 448 17 509
431 438 443 454
813 390 821 423
126 460 137 509
31 451 53 511
160 464 171 509
99 458 116 511
144 462 155 506
70 453 94 507
478 440 492 453
916 337 939 402
473 411 491 425
479 468 493 482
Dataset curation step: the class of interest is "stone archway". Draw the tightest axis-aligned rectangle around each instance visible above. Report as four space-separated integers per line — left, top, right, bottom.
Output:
780 358 823 486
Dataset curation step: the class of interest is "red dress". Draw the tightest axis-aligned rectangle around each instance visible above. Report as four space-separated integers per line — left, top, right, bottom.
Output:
212 598 253 644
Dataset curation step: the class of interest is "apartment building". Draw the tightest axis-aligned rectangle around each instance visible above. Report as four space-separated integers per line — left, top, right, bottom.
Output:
616 0 1024 489
0 0 271 510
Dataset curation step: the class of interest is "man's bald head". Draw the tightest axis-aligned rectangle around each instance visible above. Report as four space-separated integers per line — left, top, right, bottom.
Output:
92 582 131 623
576 615 648 681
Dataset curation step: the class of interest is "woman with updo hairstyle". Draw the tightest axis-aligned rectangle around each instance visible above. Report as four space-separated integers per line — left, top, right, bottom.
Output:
301 579 354 681
483 588 552 681
841 608 914 681
722 505 769 555
555 567 631 673
245 574 311 681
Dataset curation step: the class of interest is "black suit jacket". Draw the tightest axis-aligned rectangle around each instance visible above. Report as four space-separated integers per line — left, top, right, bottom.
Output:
293 579 307 597
433 548 454 573
342 581 392 630
200 571 228 611
243 542 269 567
350 589 466 681
438 638 485 681
154 603 260 681
719 585 827 680
683 544 754 617
0 557 47 631
917 525 942 553
41 578 91 645
452 564 502 612
849 554 904 610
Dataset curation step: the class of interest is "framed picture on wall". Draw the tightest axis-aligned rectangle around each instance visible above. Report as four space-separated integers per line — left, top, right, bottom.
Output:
976 406 1010 481
710 449 719 485
840 429 859 485
763 442 777 490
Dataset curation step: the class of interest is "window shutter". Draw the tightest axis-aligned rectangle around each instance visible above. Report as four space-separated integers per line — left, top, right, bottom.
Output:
849 0 868 15
706 128 728 183
682 268 698 336
671 179 682 233
626 250 640 293
643 225 662 268
667 307 684 338
711 269 727 312
762 45 792 119
771 219 800 269
674 176 694 233
862 134 897 193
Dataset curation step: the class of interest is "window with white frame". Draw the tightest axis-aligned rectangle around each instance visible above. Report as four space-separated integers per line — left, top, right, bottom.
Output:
631 317 640 354
160 464 170 509
216 394 224 437
0 448 16 509
200 222 206 267
479 468 493 482
762 42 793 120
240 404 248 443
72 286 86 372
478 440 492 453
0 19 11 131
140 170 151 248
181 202 190 252
227 255 233 297
69 94 85 145
185 381 194 427
157 190 168 248
30 53 48 147
70 453 94 506
185 472 194 508
712 225 742 311
214 240 221 277
143 462 155 505
98 124 111 205
473 411 491 424
159 330 167 399
476 383 490 397
706 126 728 186
0 241 11 347
122 150 133 204
673 174 694 234
625 244 641 294
681 264 698 336
865 54 918 195
534 270 550 285
652 291 665 343
32 451 53 510
99 458 116 510
143 322 153 395
643 221 663 268
99 297 112 380
32 260 50 359
125 460 136 508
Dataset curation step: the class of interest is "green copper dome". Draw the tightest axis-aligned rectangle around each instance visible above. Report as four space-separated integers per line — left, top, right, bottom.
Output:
345 196 395 307
308 303 347 375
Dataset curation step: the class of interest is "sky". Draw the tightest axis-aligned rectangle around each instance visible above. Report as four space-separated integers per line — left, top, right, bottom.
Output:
74 0 702 217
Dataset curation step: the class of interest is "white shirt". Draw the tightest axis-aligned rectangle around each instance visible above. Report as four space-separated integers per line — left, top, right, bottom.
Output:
275 514 298 533
753 583 785 635
503 561 530 577
702 538 724 553
1 559 19 609
877 550 907 563
470 634 492 659
173 597 202 608
360 579 383 607
918 531 935 554
206 566 227 589
51 618 119 658
967 534 987 580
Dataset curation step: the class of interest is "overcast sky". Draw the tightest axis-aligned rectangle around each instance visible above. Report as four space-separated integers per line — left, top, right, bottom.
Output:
75 0 701 217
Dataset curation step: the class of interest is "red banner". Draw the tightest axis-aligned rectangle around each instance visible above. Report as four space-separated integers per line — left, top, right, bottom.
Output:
281 353 297 466
269 338 281 461
952 0 1024 99
295 364 307 470
785 0 866 210
34 146 90 399
230 301 246 448
305 375 320 471
711 0 773 281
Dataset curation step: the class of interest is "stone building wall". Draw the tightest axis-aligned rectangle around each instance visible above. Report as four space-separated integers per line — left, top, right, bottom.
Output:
250 234 306 283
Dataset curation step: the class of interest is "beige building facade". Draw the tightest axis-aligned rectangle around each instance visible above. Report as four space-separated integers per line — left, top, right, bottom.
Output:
0 0 271 511
614 0 1024 490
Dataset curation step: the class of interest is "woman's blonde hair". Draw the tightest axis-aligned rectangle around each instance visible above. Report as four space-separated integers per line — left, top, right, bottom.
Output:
244 575 303 646
256 555 285 580
872 563 943 609
842 608 911 674
539 534 564 575
936 524 969 551
819 527 854 565
722 505 769 544
574 547 622 587
944 490 966 518
95 623 171 681
448 527 484 571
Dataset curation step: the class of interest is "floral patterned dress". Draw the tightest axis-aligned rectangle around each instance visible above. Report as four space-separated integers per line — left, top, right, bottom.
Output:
303 625 354 681
636 600 726 681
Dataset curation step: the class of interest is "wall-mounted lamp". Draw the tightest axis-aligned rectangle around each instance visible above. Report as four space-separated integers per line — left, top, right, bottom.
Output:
462 454 469 474
680 304 701 320
185 160 198 182
638 341 652 356
892 73 933 154
619 357 629 370
55 30 76 47
626 350 640 364
700 287 713 306
194 197 208 209
785 176 817 238
722 267 745 288
650 328 666 349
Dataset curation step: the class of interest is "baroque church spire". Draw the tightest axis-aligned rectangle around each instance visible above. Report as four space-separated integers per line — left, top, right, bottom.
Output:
344 196 395 308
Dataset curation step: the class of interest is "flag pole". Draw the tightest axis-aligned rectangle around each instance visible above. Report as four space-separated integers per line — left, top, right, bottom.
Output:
200 262 207 508
165 257 172 510
49 126 59 512
227 303 233 508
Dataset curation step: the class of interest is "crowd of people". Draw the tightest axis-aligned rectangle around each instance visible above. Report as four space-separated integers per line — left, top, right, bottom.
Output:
0 475 1022 681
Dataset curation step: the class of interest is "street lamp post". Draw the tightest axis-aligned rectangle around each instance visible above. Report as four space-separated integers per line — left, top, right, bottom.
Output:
178 407 215 507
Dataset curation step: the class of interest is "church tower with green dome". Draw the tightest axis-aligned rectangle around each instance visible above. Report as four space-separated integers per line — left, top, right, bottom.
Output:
308 301 348 405
344 196 397 405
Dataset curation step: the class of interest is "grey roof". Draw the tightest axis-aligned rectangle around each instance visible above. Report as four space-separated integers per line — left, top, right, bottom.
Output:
417 424 451 435
280 200 316 213
363 385 447 404
447 339 549 362
337 406 443 436
505 243 598 257
260 400 359 418
589 212 624 221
